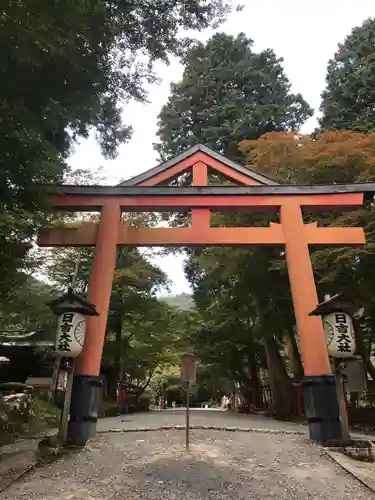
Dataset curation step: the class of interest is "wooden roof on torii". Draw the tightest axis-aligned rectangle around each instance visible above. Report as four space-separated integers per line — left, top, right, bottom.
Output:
44 143 375 209
119 143 279 187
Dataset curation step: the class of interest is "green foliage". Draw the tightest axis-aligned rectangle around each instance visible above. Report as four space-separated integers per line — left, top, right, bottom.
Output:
0 270 57 385
46 247 94 293
0 275 56 333
184 243 294 409
321 18 375 131
0 391 60 444
0 0 231 301
106 299 189 388
155 32 313 162
0 382 33 394
193 363 232 403
135 393 152 412
30 396 61 429
44 236 188 397
160 293 194 310
0 201 193 400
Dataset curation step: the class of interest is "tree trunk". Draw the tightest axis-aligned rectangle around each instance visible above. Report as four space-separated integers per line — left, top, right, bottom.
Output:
236 353 262 411
240 378 262 411
49 356 61 403
107 368 117 400
107 320 123 399
285 329 304 380
264 335 298 419
134 368 154 402
248 351 262 408
353 318 375 380
114 325 122 378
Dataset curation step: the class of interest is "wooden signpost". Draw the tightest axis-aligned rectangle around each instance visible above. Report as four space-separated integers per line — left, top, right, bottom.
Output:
180 353 197 450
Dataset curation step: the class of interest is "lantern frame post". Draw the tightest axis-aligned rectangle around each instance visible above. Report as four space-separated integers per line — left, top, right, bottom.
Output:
330 358 350 441
309 293 358 443
57 357 75 443
48 287 99 445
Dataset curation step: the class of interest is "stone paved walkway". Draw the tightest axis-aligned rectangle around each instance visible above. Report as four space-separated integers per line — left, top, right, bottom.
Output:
1 411 374 499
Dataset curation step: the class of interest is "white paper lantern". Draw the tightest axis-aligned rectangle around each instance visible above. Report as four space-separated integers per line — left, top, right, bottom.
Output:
55 312 87 357
323 311 356 358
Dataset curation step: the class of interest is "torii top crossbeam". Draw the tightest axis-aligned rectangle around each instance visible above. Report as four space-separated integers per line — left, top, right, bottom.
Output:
39 143 373 248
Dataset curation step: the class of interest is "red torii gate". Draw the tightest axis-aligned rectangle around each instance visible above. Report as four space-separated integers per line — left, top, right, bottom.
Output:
39 144 371 444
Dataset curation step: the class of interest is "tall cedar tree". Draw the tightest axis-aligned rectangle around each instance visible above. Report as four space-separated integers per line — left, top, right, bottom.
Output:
155 34 313 416
155 32 313 162
321 18 375 131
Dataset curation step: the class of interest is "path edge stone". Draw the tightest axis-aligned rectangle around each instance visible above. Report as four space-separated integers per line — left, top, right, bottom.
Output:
325 449 375 494
97 425 307 436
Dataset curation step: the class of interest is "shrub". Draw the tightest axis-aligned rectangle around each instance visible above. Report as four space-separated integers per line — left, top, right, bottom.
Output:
31 396 61 428
0 382 33 394
136 393 151 412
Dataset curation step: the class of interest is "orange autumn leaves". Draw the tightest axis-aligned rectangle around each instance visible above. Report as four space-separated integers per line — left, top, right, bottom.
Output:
239 130 375 185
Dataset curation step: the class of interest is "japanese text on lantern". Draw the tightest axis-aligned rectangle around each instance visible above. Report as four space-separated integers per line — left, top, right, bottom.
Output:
323 311 356 358
334 313 352 353
58 312 74 352
55 311 86 357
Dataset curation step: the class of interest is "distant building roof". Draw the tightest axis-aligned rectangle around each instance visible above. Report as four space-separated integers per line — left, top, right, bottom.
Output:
0 329 55 347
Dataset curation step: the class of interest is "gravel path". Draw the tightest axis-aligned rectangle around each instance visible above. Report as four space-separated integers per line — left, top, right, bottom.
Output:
2 425 374 499
97 409 308 434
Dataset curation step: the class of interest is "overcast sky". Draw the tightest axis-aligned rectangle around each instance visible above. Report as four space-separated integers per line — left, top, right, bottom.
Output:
68 1 375 296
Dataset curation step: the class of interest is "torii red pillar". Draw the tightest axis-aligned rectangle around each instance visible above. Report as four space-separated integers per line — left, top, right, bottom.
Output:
280 203 341 441
281 203 331 376
67 202 121 444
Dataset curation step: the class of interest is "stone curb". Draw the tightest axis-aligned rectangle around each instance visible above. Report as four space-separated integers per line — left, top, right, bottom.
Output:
0 430 59 494
97 425 307 436
0 454 48 494
4 428 57 443
325 449 375 494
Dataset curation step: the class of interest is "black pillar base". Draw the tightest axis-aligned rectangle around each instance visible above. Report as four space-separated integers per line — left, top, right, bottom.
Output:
66 374 102 446
301 374 341 444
